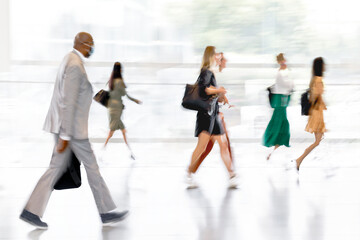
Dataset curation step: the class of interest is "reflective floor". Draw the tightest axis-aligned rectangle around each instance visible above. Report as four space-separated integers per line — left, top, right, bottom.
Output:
2 140 360 240
1 67 360 239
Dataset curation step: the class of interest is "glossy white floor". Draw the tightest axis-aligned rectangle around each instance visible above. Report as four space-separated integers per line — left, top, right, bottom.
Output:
1 139 360 240
2 68 360 239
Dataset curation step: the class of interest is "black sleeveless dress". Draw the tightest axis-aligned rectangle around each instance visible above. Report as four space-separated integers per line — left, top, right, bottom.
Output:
195 69 225 137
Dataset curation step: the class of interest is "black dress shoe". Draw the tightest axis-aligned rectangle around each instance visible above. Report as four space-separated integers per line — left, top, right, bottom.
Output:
20 209 48 230
101 210 129 226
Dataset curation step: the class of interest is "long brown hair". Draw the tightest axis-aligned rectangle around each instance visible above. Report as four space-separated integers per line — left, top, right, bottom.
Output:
108 62 123 91
309 57 325 109
309 57 325 89
200 46 216 71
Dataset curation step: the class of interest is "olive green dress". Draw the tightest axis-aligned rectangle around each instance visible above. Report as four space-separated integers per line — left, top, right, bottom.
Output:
108 78 138 131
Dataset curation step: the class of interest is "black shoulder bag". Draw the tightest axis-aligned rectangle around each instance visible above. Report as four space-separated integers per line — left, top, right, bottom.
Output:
93 89 110 108
182 83 217 115
301 89 311 116
266 85 274 106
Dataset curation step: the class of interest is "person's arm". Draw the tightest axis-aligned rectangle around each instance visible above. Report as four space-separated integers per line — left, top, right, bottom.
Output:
314 77 326 110
126 92 142 104
198 70 227 96
57 65 82 152
205 86 226 95
314 77 324 95
219 94 235 108
311 77 323 99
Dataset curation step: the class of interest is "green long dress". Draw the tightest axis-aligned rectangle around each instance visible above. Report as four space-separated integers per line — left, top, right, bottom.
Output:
263 94 291 147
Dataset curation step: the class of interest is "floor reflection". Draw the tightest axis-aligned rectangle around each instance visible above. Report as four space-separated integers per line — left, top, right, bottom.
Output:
186 188 215 240
306 201 324 240
255 173 293 240
27 229 45 240
186 188 240 240
101 225 130 240
215 189 238 240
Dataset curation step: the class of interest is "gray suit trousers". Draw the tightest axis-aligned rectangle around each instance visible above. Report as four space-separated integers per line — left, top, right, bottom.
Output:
25 136 116 217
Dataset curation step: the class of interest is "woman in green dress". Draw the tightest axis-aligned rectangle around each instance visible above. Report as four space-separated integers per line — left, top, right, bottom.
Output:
263 53 294 160
104 62 142 159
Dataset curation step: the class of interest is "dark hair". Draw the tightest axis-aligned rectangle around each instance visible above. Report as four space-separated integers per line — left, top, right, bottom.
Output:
108 62 123 91
312 57 324 77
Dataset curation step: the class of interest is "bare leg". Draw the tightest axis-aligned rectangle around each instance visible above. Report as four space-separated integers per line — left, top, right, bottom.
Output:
104 130 115 147
121 129 129 147
188 132 211 174
212 134 234 176
296 132 323 169
220 113 233 162
121 129 135 159
192 139 215 173
267 145 280 160
188 113 233 173
193 112 233 173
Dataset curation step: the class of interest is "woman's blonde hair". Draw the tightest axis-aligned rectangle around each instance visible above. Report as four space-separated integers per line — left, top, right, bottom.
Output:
201 46 216 71
276 53 285 63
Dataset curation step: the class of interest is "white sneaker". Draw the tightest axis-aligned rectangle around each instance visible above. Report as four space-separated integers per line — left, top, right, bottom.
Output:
229 174 240 189
186 172 198 189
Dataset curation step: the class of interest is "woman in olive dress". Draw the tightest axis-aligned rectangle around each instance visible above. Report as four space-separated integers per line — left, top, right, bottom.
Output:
104 62 141 159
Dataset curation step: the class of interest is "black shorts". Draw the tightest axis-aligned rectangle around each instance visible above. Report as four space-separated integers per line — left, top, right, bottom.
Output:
195 110 224 137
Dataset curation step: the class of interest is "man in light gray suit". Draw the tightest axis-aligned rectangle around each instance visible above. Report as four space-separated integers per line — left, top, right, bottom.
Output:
20 32 128 229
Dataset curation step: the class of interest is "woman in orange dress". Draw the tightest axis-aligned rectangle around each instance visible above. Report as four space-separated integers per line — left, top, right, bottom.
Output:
295 57 326 170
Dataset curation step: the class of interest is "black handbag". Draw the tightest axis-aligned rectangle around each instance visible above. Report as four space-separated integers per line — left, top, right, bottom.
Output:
54 151 81 190
93 89 110 107
182 83 217 114
301 89 311 116
266 85 274 106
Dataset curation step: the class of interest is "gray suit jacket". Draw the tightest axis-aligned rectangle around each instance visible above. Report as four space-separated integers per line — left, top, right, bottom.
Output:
43 50 93 140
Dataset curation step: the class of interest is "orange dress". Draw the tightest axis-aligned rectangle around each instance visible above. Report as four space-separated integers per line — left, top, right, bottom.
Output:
305 77 327 133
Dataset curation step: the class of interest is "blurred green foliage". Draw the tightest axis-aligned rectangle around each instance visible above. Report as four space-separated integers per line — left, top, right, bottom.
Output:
166 0 311 55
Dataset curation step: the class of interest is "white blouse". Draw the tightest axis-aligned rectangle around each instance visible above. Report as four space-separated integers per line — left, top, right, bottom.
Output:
271 68 294 95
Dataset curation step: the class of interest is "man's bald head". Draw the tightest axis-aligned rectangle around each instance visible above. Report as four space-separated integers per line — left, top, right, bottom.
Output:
73 32 94 58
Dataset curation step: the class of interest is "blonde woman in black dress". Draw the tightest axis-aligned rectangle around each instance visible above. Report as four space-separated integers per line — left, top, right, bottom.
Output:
188 53 235 174
104 62 141 159
186 46 236 188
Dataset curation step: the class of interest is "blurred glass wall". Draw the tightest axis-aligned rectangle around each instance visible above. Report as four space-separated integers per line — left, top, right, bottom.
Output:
3 0 360 141
9 0 360 64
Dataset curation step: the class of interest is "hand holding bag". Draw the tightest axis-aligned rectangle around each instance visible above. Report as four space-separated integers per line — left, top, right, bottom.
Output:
182 83 217 115
54 151 81 190
93 89 110 107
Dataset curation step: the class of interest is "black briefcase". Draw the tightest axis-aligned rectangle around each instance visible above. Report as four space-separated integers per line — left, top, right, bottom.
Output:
54 151 81 190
